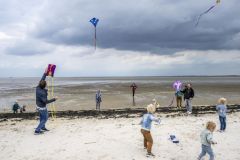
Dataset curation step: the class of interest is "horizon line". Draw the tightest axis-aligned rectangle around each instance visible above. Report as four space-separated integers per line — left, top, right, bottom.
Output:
1 75 240 78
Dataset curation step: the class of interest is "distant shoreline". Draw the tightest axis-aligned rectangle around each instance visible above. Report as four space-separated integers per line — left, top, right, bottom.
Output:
1 75 240 78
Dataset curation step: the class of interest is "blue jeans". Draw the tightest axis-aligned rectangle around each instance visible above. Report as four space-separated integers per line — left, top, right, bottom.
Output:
219 116 226 131
198 145 214 160
185 99 192 112
35 109 48 132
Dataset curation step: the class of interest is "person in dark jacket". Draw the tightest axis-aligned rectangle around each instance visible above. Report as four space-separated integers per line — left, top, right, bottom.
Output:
12 101 20 114
35 68 57 135
181 83 194 114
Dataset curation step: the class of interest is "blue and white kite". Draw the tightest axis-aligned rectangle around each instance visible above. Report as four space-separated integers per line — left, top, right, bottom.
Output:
89 17 99 50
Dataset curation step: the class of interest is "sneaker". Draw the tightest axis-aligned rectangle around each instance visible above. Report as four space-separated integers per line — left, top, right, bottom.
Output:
146 152 155 157
41 128 50 131
34 130 44 135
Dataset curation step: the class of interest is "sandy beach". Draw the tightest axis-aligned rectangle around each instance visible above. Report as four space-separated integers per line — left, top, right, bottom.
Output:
1 76 240 112
1 112 240 160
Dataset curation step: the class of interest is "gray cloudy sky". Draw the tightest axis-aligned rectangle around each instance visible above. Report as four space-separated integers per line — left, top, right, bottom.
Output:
0 0 240 77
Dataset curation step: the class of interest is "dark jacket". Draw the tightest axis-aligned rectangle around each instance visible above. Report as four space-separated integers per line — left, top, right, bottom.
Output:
181 88 194 100
12 103 20 111
36 73 56 108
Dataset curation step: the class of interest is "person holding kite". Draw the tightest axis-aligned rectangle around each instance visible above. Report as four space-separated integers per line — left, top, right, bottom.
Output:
181 83 195 114
34 67 57 135
173 80 183 108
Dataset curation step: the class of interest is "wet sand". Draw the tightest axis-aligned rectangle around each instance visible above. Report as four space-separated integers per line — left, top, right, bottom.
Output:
1 76 240 112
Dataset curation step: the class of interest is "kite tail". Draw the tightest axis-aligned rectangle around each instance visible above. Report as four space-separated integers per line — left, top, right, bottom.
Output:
195 5 216 27
195 14 203 27
52 77 56 119
48 77 55 119
167 95 175 108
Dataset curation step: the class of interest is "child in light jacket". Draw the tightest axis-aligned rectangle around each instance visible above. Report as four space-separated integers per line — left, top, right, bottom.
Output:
140 104 160 157
198 121 217 160
216 98 227 132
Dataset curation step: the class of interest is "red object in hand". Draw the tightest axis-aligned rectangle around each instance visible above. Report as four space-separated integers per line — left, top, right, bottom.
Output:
46 64 56 77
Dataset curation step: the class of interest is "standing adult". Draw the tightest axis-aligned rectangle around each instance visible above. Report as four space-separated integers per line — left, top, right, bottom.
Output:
96 90 102 111
12 101 20 114
175 90 183 108
181 83 194 114
35 68 57 135
172 80 183 108
130 83 138 97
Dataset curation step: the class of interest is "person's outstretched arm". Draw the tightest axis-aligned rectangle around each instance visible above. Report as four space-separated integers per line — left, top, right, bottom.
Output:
40 68 48 81
150 114 161 124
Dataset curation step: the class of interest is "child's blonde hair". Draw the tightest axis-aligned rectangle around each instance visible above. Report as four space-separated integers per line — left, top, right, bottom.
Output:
147 104 156 114
218 97 227 105
206 121 216 132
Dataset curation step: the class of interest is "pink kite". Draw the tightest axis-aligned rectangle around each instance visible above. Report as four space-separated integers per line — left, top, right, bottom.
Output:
46 64 56 77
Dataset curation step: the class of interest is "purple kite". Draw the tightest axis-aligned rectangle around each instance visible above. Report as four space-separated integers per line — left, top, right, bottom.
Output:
46 64 56 77
173 80 182 91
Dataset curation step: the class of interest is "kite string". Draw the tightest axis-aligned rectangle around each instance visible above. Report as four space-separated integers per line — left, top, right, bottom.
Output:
167 94 175 108
195 4 216 27
52 77 56 119
48 77 54 119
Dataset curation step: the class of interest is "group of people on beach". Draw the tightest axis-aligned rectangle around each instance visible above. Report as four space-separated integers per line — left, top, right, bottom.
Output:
34 68 228 159
140 97 227 159
175 83 195 114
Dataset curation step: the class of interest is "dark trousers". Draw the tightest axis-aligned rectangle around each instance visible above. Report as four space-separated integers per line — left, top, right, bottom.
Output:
219 116 226 131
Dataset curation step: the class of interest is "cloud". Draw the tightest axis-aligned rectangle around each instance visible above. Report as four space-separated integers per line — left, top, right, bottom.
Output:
5 38 55 56
0 0 240 55
0 45 240 77
0 0 239 76
26 0 240 53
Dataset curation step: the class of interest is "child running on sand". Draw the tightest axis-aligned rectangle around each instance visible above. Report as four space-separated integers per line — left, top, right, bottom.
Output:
140 104 161 157
216 98 227 132
198 121 217 160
